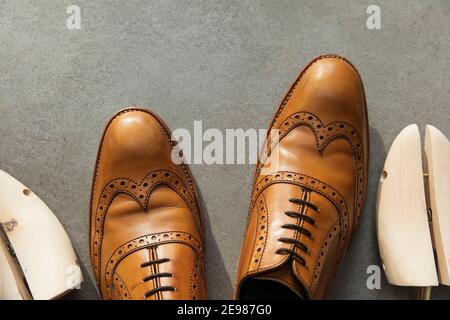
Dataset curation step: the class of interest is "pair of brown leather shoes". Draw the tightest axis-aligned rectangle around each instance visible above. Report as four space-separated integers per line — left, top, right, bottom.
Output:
89 54 369 300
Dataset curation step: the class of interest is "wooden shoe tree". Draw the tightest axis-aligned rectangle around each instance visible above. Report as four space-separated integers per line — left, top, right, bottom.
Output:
0 170 83 300
424 125 450 286
377 124 450 299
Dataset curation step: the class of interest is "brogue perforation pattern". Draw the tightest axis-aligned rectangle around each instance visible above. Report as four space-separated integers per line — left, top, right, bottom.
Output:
112 272 132 300
310 221 341 290
91 169 201 279
250 171 349 256
263 111 365 227
104 231 204 298
248 195 269 272
189 263 201 300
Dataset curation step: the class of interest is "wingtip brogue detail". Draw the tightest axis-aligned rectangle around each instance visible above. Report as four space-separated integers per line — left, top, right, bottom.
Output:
104 231 204 299
91 168 203 280
189 262 203 300
244 171 350 283
90 107 206 300
259 110 366 227
235 54 369 300
246 195 269 273
112 273 131 300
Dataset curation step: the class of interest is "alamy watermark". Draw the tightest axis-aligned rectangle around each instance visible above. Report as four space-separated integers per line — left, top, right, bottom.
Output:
366 264 381 290
66 5 81 30
366 5 381 30
66 264 83 290
65 5 382 32
170 121 279 173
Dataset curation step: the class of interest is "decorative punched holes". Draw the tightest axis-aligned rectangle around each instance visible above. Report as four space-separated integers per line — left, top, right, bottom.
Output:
249 196 269 272
250 171 351 265
92 169 201 280
112 273 131 300
259 111 365 229
104 231 203 298
190 263 201 300
311 221 340 288
251 171 349 233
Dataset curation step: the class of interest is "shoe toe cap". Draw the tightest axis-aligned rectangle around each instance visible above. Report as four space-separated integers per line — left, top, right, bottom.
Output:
300 55 367 127
95 108 176 186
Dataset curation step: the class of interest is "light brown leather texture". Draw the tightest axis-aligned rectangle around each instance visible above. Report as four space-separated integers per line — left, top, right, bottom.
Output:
89 108 206 300
235 54 369 300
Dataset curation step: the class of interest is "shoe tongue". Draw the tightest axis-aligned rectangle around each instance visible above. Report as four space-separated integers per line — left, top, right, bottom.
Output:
254 260 308 299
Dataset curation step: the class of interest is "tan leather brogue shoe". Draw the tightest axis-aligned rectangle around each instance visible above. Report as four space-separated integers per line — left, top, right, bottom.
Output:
90 108 206 300
235 54 369 300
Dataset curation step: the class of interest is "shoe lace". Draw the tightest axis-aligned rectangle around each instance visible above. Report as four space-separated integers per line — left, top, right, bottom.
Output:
140 258 175 298
276 197 319 266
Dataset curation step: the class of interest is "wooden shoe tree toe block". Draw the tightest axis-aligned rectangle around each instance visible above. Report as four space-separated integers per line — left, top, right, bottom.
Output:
424 125 450 286
377 124 450 299
0 170 83 300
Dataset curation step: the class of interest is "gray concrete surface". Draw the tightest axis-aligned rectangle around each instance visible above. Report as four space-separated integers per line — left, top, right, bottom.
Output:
0 0 449 300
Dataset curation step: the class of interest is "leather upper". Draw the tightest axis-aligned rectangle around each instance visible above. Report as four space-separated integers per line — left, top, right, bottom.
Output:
89 108 206 300
235 54 369 299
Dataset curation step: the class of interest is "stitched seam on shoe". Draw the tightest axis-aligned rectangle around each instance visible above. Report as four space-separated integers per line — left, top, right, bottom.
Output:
257 112 365 216
92 169 201 280
247 193 269 272
189 262 200 300
237 54 366 295
242 172 349 279
91 109 200 219
253 112 365 250
103 231 203 297
90 108 204 279
310 221 340 290
113 272 131 300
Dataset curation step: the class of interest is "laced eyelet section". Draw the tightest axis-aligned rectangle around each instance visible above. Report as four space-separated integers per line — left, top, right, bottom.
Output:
275 197 319 266
140 258 175 298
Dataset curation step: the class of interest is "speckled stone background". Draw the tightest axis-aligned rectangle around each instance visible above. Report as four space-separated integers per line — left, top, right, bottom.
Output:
0 0 449 300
